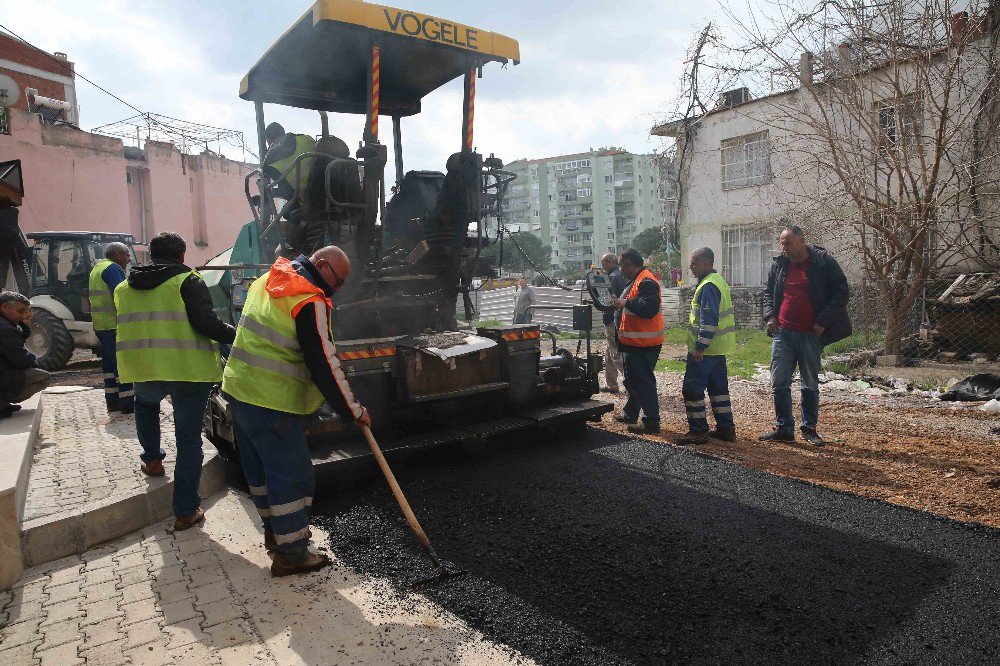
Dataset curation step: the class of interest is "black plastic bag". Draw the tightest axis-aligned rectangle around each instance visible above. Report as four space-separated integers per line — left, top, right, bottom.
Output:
940 373 1000 401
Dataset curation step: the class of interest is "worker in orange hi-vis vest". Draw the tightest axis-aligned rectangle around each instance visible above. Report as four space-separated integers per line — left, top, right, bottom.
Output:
611 248 665 435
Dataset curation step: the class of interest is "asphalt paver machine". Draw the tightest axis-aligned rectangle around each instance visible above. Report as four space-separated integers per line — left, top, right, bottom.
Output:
203 0 612 478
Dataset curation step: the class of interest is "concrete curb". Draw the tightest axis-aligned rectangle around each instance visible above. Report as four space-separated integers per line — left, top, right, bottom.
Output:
20 452 226 568
0 394 43 589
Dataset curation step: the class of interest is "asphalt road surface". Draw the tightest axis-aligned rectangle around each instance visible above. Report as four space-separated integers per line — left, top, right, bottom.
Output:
314 427 1000 665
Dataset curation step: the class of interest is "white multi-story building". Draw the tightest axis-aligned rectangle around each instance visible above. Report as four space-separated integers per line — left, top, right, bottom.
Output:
502 149 666 273
652 14 999 288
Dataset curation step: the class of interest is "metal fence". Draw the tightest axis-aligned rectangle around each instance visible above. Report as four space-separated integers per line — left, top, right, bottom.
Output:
462 283 682 331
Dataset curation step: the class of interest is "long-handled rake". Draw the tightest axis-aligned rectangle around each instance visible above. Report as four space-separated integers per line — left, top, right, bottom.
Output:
360 425 466 589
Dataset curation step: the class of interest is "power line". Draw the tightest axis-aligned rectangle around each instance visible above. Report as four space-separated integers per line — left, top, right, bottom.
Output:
0 22 142 116
0 22 258 161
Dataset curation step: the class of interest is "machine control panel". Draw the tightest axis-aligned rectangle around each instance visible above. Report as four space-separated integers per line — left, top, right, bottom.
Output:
585 268 616 312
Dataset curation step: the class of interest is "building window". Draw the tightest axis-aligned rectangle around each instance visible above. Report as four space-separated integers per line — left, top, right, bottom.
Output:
604 189 613 197
877 95 923 152
607 232 615 240
721 226 772 286
721 131 771 190
532 210 540 217
577 188 591 197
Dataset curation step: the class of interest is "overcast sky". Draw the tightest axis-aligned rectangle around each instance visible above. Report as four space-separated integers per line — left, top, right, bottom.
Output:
1 1 718 175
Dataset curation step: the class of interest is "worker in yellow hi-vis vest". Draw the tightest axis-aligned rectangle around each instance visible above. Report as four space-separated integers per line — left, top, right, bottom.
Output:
88 242 132 414
676 247 736 445
115 232 236 532
221 245 370 578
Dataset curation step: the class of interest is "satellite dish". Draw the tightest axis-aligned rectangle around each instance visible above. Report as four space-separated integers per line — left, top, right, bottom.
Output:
0 74 21 106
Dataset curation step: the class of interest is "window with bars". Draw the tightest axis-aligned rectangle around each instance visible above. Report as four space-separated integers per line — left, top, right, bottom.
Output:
720 131 771 190
721 226 773 286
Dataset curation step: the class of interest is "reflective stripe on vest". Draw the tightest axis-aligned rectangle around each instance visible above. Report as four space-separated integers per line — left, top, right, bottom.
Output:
114 271 223 383
88 259 118 331
268 134 317 195
687 272 737 356
618 268 665 347
221 275 327 415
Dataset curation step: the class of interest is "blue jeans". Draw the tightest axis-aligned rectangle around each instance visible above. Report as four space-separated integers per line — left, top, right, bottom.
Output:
96 329 132 411
682 353 734 433
621 345 661 426
227 395 314 561
770 328 822 433
133 381 213 518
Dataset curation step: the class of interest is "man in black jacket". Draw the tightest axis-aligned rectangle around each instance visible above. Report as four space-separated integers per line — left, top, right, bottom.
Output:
118 233 236 531
760 225 851 446
0 291 50 418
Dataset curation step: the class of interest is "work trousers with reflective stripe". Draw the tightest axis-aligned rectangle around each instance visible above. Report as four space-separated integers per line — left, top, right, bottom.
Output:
96 330 132 411
682 353 734 433
133 381 212 518
227 394 314 561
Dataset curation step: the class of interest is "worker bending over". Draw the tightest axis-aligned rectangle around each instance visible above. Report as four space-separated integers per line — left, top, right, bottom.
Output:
115 232 236 530
89 242 133 414
221 245 370 577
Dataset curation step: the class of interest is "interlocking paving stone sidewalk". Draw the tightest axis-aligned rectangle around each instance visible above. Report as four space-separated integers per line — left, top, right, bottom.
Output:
24 390 180 523
0 491 533 665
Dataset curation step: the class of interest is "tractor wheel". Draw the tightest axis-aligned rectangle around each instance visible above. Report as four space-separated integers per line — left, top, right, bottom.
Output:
26 308 74 370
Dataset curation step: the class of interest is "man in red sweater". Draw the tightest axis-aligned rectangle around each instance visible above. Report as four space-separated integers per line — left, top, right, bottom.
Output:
760 225 851 446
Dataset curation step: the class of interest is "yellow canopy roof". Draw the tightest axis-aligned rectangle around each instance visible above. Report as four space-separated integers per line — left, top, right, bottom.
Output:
240 0 520 116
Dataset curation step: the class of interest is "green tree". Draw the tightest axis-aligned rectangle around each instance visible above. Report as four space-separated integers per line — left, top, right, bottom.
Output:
631 227 667 258
482 232 551 275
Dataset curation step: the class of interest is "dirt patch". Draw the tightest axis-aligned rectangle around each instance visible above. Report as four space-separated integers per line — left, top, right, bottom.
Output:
598 371 1000 528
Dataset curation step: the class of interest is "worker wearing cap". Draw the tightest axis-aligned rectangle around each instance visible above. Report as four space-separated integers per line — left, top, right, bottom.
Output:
221 245 370 577
115 232 237 531
89 242 133 414
262 122 316 221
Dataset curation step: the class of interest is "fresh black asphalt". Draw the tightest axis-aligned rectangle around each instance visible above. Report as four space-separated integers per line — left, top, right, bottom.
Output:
312 427 1000 665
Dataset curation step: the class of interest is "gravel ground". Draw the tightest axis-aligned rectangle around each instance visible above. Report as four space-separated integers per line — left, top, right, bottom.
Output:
597 369 1000 529
313 428 1000 665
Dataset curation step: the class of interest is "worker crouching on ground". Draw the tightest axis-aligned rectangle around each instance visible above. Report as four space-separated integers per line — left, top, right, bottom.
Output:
612 248 665 434
676 248 736 445
221 246 370 577
89 242 133 414
0 291 50 419
115 232 237 530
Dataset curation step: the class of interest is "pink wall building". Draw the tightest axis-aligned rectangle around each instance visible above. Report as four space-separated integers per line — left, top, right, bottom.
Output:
1 108 255 265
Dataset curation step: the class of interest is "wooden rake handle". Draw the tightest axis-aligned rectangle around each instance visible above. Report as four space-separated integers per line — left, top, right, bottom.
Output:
360 424 442 566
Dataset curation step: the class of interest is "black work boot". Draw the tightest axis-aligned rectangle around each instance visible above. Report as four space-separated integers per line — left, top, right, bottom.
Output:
800 427 825 447
758 428 795 443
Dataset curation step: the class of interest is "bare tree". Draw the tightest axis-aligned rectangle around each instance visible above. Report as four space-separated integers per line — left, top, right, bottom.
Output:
671 0 1000 355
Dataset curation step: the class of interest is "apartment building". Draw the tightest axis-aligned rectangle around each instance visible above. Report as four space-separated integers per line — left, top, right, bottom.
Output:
502 149 665 272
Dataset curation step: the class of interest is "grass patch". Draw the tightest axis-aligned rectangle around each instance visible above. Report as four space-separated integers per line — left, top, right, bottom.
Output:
655 359 686 373
824 331 883 355
825 361 853 376
656 327 772 379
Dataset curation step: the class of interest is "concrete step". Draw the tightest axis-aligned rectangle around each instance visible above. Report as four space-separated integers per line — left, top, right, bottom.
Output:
1 388 227 587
